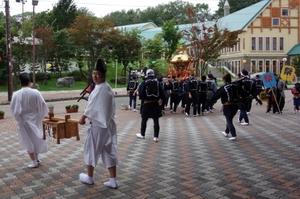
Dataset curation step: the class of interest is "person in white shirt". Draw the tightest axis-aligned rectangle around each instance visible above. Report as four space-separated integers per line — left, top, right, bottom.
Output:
78 59 118 188
10 73 49 168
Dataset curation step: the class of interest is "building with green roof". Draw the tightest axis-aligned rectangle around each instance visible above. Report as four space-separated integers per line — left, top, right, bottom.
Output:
117 0 300 75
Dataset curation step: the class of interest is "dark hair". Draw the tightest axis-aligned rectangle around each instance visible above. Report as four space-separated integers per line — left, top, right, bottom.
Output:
19 73 31 86
201 75 207 81
222 74 231 83
208 74 213 79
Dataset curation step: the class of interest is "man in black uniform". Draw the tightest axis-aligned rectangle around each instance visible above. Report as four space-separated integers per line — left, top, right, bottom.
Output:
126 76 139 111
185 75 198 116
254 74 263 105
136 69 166 142
197 75 208 115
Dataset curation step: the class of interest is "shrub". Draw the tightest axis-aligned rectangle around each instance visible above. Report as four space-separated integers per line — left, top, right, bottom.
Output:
65 105 71 109
0 110 4 115
71 104 79 109
67 70 85 81
110 76 127 85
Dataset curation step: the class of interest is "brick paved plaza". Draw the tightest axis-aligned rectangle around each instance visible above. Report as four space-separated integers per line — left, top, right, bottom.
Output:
0 89 299 198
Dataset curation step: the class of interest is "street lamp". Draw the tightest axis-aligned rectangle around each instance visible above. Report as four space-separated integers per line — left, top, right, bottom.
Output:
31 0 38 88
4 0 13 101
115 59 118 94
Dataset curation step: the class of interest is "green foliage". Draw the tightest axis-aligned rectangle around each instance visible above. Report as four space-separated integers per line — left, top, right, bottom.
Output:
107 0 213 26
71 104 79 109
215 0 264 19
67 70 85 81
50 0 78 31
291 55 300 78
65 104 78 109
112 28 142 77
142 34 164 60
0 110 4 115
48 104 54 109
29 72 52 82
161 20 182 59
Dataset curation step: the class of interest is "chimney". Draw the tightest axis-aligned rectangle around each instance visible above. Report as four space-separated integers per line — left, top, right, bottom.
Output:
224 0 230 16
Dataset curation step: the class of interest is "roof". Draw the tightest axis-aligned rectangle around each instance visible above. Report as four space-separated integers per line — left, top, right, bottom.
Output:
116 22 158 32
287 43 300 56
218 0 272 31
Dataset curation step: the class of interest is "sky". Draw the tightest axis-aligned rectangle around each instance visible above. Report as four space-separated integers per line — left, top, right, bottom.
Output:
0 0 220 18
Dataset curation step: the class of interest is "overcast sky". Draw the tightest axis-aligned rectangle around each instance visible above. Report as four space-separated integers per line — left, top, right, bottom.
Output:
1 0 220 18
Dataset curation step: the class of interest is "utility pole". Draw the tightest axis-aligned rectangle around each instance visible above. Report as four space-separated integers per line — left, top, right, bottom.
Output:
5 0 13 101
32 0 39 88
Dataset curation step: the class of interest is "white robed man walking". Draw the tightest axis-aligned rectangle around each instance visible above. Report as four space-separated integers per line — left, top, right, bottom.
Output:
78 59 118 188
10 73 49 168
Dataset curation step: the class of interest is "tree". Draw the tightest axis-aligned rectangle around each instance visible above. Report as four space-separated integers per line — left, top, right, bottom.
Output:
142 34 164 61
68 14 121 83
50 0 78 31
112 28 142 77
0 12 6 84
292 56 300 78
215 0 264 19
161 20 181 59
182 8 242 76
107 0 213 26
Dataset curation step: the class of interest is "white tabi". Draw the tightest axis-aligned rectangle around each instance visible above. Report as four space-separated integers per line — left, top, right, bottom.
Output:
83 82 118 168
10 87 49 154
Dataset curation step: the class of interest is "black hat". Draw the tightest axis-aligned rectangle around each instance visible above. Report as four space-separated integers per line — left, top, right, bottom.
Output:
95 59 107 74
241 69 248 77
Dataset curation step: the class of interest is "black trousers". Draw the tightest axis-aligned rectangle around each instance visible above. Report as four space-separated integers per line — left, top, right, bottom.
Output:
223 104 238 137
170 93 179 112
129 91 137 109
185 92 197 115
140 116 159 138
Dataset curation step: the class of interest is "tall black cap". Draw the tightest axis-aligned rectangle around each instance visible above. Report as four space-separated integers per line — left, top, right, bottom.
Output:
95 59 107 74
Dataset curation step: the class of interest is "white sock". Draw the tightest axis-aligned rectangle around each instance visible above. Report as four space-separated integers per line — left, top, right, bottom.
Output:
109 178 116 183
35 154 39 160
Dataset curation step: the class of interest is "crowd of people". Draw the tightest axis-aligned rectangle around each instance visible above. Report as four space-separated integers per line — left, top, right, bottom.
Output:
9 61 296 189
126 68 294 141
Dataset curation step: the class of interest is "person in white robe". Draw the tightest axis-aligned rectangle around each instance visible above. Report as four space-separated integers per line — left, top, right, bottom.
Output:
10 73 49 168
78 59 118 188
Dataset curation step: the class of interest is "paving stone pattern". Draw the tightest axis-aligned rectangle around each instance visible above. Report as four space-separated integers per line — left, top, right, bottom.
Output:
0 92 300 198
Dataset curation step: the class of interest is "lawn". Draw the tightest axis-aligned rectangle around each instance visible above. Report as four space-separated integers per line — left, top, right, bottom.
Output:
0 60 170 92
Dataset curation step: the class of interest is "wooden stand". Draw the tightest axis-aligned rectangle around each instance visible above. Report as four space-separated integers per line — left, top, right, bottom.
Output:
43 114 80 144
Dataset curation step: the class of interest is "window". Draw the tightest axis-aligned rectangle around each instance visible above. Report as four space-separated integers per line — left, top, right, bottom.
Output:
282 9 289 17
266 37 270 50
272 18 280 26
258 37 263 50
279 37 284 50
272 37 277 50
251 37 256 50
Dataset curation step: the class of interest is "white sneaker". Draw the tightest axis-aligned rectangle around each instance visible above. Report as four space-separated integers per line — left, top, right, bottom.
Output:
133 109 137 112
246 112 250 115
241 122 249 126
79 173 94 185
229 137 237 141
136 133 145 139
153 137 158 142
104 180 118 189
185 112 189 116
28 161 38 168
209 109 213 113
222 131 228 137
